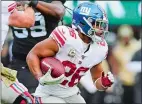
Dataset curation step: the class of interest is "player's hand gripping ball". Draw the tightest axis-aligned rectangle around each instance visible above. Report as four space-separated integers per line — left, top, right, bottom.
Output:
40 57 65 78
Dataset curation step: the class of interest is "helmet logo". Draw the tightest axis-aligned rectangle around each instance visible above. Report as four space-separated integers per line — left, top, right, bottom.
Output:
80 7 91 15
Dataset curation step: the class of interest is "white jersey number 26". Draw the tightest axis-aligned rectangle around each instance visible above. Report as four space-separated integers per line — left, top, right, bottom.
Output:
61 60 89 87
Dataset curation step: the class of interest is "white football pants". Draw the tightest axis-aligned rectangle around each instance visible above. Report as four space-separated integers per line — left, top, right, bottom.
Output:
34 93 86 103
1 81 18 103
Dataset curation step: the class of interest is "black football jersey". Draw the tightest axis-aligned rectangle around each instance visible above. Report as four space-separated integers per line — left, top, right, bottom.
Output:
11 0 66 60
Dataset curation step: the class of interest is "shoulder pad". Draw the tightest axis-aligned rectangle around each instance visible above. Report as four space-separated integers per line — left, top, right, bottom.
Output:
50 26 77 47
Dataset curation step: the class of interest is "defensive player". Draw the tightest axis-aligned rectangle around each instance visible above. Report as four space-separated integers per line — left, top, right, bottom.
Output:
1 1 35 103
1 1 35 49
26 2 114 103
8 0 66 93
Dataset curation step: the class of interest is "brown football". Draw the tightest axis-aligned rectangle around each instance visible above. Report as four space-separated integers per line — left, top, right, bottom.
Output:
40 57 65 78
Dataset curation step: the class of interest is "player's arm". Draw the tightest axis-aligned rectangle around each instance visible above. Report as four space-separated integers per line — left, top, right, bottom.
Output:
90 62 114 91
35 1 65 20
22 0 65 20
8 6 35 28
26 38 59 80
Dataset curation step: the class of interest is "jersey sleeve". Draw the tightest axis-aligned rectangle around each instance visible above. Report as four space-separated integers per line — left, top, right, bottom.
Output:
98 40 108 63
50 26 68 47
102 41 108 60
2 1 17 13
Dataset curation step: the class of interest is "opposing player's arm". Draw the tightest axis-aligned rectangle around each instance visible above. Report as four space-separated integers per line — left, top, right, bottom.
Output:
26 38 59 80
8 7 35 28
34 1 65 20
90 62 114 91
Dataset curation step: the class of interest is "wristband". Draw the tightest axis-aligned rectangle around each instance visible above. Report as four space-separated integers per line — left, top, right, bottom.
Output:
35 74 42 80
94 78 107 91
29 0 38 8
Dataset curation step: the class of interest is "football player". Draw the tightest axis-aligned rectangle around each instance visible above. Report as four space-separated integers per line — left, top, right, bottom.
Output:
1 1 35 48
7 0 66 93
26 2 114 103
1 1 35 103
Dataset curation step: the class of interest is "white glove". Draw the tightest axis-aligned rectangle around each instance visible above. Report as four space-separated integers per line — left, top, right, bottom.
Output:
39 69 65 85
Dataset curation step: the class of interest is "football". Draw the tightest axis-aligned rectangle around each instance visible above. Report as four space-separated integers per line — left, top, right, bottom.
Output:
40 57 65 78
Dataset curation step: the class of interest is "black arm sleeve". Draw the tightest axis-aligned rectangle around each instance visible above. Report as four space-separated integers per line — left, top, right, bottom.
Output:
43 0 66 4
59 0 66 4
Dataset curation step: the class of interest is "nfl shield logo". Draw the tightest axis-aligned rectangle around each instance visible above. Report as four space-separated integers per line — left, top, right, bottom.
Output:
68 49 76 57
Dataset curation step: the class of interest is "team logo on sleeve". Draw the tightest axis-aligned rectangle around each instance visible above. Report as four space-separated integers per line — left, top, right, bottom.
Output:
68 49 76 57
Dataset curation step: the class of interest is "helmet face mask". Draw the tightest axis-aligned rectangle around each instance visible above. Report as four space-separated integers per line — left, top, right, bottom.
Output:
72 2 109 42
93 19 108 32
87 18 109 42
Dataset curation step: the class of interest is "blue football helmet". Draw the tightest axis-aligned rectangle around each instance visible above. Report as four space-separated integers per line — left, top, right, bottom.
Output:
72 2 109 42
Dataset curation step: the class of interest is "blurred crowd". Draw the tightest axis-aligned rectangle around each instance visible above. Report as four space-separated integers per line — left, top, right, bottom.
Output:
79 24 141 104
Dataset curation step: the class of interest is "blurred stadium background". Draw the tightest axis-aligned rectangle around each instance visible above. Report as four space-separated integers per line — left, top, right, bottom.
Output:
1 1 141 104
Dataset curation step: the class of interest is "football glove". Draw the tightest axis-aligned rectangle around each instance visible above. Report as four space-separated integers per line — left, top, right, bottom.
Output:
101 71 114 88
39 69 65 85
